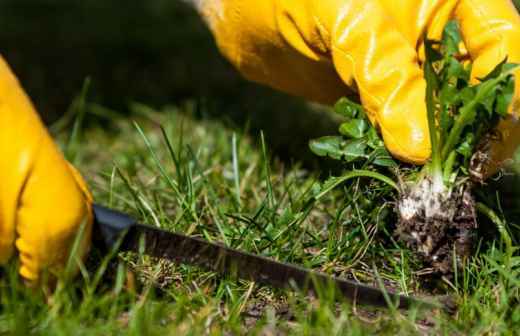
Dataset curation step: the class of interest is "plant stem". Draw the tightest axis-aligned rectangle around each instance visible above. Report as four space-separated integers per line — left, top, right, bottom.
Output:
442 70 515 159
424 56 442 179
443 151 457 184
441 101 477 160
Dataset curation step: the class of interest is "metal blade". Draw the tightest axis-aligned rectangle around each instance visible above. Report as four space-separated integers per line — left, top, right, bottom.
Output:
93 204 446 311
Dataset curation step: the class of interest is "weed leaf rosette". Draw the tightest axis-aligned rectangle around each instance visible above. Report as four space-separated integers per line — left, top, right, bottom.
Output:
310 21 518 275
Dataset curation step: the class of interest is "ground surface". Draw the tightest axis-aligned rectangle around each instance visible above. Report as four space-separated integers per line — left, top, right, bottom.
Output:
0 103 518 335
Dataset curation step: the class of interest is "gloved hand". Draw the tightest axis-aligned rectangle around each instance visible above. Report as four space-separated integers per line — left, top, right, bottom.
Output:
197 0 520 167
0 56 93 283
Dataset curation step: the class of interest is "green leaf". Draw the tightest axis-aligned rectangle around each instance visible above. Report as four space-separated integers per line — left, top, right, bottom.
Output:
440 83 458 106
480 58 515 81
445 58 468 81
441 61 516 158
309 136 344 160
472 66 517 118
439 58 471 112
334 97 364 119
372 147 397 167
442 20 462 56
496 75 516 117
312 170 399 201
339 119 368 139
477 85 499 116
458 86 476 106
456 133 475 160
309 136 367 162
425 38 443 64
366 128 382 145
343 139 368 162
439 105 453 140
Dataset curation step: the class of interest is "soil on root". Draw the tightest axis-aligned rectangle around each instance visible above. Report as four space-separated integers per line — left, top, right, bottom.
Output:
396 181 477 275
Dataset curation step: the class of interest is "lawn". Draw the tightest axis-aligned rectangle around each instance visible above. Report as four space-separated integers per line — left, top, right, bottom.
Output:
0 99 518 335
1 1 520 334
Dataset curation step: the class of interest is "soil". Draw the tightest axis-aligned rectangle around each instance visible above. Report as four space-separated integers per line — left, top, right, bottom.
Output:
396 182 478 275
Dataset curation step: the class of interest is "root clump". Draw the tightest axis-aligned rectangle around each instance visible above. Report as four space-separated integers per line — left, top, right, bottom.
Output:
396 178 477 275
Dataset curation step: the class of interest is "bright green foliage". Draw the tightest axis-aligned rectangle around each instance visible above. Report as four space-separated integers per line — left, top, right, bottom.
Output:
425 23 517 184
310 98 395 168
311 21 517 191
0 94 518 334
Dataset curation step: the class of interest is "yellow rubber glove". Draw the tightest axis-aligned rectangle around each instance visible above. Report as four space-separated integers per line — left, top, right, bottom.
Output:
0 56 93 282
198 0 520 166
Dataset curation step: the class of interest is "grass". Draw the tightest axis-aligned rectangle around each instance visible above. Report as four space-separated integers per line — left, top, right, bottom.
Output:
0 102 519 335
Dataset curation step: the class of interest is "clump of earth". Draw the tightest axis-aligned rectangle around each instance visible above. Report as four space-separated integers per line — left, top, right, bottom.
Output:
396 177 477 275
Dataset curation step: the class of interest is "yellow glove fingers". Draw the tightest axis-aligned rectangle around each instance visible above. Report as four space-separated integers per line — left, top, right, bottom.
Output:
203 0 433 163
199 0 355 105
201 0 433 163
329 0 430 163
455 0 520 176
456 0 520 86
0 56 92 282
378 0 459 48
15 136 92 281
201 0 520 166
0 56 37 264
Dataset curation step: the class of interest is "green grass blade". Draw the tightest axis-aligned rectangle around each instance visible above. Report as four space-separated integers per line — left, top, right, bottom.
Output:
232 133 241 208
260 131 276 208
66 77 91 164
314 170 398 202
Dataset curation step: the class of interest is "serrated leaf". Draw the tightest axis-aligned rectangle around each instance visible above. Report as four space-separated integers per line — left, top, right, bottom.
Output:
458 86 476 106
439 58 470 108
339 119 368 139
442 21 462 56
477 85 499 116
456 133 475 160
472 66 516 118
496 75 516 117
440 82 459 106
334 97 364 119
480 58 513 81
310 22 517 182
445 58 468 81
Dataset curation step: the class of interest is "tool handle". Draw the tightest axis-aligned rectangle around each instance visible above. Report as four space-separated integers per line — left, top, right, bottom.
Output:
92 204 137 251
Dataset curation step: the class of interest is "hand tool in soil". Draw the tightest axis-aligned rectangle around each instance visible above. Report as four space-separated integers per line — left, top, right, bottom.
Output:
92 204 453 312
